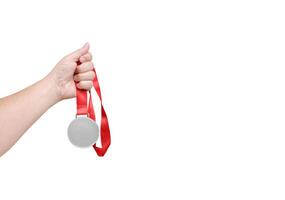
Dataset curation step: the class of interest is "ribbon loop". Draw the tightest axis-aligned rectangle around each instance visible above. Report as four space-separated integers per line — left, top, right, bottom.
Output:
75 68 111 156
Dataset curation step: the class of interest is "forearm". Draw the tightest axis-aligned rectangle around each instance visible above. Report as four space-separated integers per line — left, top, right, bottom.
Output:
0 75 60 156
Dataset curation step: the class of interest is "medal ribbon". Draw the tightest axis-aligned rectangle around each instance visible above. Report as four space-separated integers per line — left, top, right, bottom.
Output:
76 68 111 157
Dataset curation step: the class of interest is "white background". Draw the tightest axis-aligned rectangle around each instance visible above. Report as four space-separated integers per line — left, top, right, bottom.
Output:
0 0 285 199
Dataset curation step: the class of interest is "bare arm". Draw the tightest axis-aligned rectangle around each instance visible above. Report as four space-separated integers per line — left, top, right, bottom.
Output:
0 75 60 156
0 43 96 156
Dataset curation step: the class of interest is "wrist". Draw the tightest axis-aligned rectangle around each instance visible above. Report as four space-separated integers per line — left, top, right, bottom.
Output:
43 73 62 104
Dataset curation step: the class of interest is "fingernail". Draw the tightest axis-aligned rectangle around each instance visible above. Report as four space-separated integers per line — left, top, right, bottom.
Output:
83 42 89 48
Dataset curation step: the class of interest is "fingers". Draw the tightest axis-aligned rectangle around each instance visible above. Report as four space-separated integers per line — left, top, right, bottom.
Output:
66 42 90 61
75 61 94 73
74 63 95 91
79 52 92 63
74 71 95 82
76 81 93 90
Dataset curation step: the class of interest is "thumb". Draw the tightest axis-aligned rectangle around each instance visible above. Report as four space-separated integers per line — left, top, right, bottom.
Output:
66 42 90 61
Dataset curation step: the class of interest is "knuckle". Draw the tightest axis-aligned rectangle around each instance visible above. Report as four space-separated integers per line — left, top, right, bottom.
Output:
85 61 92 66
88 53 93 60
82 62 91 70
90 71 95 79
79 63 87 71
87 82 93 89
89 62 94 69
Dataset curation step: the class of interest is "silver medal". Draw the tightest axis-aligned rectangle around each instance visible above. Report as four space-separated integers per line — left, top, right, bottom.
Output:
67 116 99 148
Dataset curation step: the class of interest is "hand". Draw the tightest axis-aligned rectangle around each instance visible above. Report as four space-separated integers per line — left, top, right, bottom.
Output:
48 43 95 101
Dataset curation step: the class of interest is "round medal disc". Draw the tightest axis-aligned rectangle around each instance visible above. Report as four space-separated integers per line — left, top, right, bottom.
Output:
67 117 99 148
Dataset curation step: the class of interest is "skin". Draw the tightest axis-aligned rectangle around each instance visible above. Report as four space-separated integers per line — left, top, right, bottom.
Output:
0 43 96 157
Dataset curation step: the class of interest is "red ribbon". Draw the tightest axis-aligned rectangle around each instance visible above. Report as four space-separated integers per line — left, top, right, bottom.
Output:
76 68 111 157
